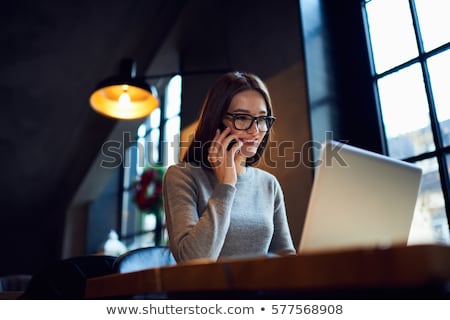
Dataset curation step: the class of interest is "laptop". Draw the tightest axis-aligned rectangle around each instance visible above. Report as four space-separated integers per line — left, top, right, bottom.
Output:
298 140 423 253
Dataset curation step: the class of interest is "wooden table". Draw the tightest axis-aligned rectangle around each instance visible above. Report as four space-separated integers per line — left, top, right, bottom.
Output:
85 244 450 299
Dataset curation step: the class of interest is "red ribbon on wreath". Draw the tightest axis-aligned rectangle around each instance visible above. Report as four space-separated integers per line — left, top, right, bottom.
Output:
132 166 165 213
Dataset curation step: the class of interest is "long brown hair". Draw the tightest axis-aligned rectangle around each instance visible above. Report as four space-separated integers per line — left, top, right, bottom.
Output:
183 71 274 168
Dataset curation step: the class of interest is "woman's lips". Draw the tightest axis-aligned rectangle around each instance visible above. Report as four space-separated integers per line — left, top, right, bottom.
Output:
240 138 258 146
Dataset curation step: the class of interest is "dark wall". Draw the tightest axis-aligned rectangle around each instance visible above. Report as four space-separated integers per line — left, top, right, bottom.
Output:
323 0 385 153
300 0 385 154
0 0 185 276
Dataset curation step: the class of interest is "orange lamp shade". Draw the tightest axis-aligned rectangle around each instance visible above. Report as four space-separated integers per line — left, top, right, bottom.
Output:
89 59 159 120
90 84 159 120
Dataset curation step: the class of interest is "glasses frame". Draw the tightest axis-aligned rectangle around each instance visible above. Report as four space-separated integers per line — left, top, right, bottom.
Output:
226 112 276 132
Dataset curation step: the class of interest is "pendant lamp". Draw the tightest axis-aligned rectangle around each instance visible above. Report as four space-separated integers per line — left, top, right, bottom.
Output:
89 59 159 120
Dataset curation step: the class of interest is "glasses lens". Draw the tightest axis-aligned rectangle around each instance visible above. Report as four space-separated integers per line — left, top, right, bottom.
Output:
257 118 269 131
258 117 275 131
234 115 253 130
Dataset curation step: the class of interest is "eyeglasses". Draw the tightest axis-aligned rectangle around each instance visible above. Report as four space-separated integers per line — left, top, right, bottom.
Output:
226 112 276 132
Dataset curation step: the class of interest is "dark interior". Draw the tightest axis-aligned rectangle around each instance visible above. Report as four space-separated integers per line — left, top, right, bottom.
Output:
0 0 383 276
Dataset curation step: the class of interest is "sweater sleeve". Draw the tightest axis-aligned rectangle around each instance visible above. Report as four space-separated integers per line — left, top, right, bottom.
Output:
268 178 296 255
163 165 236 262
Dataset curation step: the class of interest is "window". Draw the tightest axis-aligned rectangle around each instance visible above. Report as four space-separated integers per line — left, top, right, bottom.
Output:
120 75 182 249
362 0 450 244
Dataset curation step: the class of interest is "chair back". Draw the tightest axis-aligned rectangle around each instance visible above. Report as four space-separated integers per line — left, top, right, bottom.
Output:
0 274 32 292
20 255 116 299
113 246 176 273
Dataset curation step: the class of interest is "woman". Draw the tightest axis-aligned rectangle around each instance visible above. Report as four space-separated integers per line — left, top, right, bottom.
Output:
163 71 296 262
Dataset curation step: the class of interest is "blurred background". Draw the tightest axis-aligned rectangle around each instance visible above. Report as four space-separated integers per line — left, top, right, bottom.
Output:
0 0 448 276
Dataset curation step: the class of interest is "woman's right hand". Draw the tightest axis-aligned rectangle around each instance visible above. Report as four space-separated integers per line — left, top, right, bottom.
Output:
207 127 242 186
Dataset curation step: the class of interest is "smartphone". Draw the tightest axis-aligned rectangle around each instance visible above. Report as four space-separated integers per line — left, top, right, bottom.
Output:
219 124 237 150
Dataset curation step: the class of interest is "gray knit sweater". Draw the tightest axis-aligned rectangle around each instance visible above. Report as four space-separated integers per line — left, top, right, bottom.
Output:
162 162 296 262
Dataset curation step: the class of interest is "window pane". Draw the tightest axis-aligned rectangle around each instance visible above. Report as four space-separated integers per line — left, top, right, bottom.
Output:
409 158 450 245
377 63 434 158
124 231 155 249
427 49 450 146
149 108 161 128
165 75 182 119
164 116 180 166
121 191 139 239
365 0 418 73
137 123 147 138
123 146 138 188
147 129 160 165
415 0 450 51
442 120 450 147
135 137 146 175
